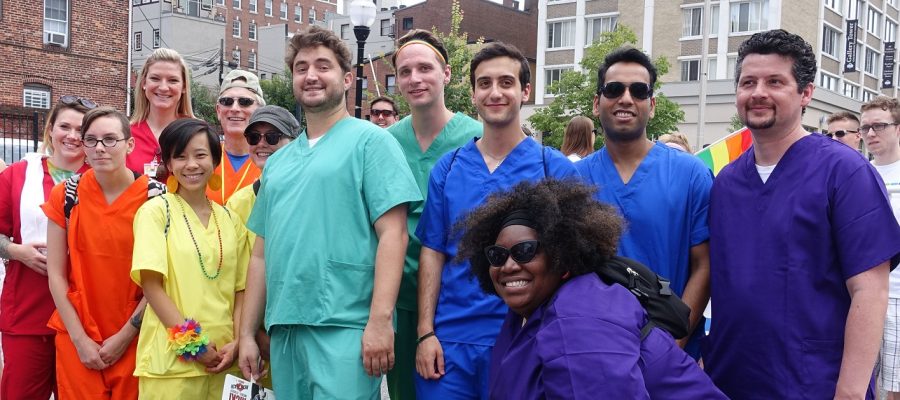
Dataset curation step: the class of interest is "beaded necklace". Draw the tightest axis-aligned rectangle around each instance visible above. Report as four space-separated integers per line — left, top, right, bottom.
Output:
174 194 223 280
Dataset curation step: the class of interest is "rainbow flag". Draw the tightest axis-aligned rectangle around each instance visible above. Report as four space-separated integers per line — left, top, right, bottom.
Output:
695 127 753 176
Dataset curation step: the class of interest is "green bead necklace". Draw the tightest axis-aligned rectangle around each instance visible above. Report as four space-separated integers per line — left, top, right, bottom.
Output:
175 194 223 280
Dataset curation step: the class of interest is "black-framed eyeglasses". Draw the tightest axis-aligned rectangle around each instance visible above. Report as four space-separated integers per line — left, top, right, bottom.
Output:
82 137 127 148
598 82 653 100
244 131 285 146
484 240 540 267
218 97 256 108
371 109 396 118
859 122 898 134
59 95 98 109
830 129 859 138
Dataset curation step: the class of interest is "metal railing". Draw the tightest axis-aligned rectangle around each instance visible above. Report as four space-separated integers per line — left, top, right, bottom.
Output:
0 107 46 164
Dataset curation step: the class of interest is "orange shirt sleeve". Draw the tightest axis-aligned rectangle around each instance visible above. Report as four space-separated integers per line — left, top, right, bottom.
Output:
40 181 68 229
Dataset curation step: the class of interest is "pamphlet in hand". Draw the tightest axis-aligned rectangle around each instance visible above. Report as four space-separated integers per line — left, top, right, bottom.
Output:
222 374 275 400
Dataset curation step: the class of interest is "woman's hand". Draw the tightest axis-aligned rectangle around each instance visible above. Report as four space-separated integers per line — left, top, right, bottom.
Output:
196 341 222 369
10 242 48 275
207 341 238 373
98 328 135 366
74 336 108 370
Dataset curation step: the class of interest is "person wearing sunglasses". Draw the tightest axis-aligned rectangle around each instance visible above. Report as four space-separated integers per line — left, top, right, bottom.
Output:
208 69 266 205
369 96 399 128
454 179 725 399
575 46 714 361
386 29 483 400
826 111 862 151
0 95 94 399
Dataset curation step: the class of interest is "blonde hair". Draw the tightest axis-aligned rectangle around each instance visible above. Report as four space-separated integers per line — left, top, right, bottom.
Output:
657 132 692 153
560 116 595 158
131 48 195 124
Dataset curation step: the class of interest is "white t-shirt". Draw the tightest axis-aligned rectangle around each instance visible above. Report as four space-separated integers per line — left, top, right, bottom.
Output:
756 163 777 184
566 153 582 162
874 160 900 297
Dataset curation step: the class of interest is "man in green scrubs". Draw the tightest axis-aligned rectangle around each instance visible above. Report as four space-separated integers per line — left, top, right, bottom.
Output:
386 29 482 400
238 26 421 400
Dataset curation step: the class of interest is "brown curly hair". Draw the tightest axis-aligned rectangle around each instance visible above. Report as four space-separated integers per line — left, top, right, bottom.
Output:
455 179 624 295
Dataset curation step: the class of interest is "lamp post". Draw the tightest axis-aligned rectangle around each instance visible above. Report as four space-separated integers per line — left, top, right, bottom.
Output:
349 0 376 119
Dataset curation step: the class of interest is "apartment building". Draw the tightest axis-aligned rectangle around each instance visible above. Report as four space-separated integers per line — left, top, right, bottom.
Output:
535 0 900 145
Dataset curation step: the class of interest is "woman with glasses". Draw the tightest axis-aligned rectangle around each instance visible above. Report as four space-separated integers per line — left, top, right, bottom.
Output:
127 48 196 178
455 179 725 399
560 115 596 162
208 69 265 205
0 95 94 399
132 118 250 399
44 107 163 399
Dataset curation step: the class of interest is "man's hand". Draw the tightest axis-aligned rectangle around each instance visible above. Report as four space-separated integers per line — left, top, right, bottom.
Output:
239 335 268 381
362 317 395 377
415 335 445 379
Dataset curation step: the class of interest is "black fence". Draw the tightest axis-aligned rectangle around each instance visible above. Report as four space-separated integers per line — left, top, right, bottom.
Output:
0 107 46 164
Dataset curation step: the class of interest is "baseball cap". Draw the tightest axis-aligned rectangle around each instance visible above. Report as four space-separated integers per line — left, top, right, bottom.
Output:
246 106 301 139
220 69 266 105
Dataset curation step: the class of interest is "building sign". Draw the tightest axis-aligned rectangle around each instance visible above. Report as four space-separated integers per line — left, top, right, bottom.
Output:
845 19 858 73
883 41 895 89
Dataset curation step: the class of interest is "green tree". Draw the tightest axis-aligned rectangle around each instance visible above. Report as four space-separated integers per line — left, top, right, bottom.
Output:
260 72 299 114
190 78 218 125
727 113 744 133
529 26 685 149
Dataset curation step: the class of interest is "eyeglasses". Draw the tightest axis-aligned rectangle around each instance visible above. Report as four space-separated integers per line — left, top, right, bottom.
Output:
59 95 98 109
218 97 256 108
244 131 285 146
484 240 540 267
82 137 127 148
598 82 653 100
830 129 859 138
371 109 396 118
859 122 898 134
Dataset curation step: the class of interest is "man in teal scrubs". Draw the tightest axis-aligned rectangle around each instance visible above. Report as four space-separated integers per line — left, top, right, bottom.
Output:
386 29 482 400
238 26 421 400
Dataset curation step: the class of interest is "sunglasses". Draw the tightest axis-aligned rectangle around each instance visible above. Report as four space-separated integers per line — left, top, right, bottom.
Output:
598 82 653 100
484 240 540 267
371 109 396 118
59 95 98 109
830 129 858 138
244 131 285 146
218 97 256 108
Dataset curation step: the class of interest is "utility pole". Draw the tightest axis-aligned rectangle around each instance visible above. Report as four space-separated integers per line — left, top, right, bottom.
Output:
697 0 712 149
218 38 225 86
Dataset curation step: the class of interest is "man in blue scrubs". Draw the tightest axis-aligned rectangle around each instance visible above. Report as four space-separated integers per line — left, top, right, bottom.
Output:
704 29 900 399
414 42 578 399
576 46 713 358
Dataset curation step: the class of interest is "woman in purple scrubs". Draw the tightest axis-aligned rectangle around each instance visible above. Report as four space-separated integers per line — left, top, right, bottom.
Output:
455 179 725 399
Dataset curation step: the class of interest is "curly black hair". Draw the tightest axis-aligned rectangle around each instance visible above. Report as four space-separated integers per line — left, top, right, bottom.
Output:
735 29 817 94
596 46 658 94
455 179 624 295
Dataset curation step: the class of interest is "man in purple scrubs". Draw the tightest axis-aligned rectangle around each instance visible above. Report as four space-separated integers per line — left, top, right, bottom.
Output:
703 29 900 399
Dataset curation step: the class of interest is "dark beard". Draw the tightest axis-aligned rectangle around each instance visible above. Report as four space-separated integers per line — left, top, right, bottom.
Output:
603 126 646 142
742 113 776 130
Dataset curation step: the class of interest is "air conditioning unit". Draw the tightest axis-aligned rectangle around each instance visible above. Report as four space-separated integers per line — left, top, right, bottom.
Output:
45 32 65 46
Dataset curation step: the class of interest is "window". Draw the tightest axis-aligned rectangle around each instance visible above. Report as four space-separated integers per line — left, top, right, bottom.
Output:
340 24 349 40
586 15 617 44
24 86 51 109
545 67 572 95
683 7 703 37
232 0 240 8
853 0 864 19
886 19 897 42
867 7 882 36
153 29 160 48
134 31 143 51
216 0 224 5
843 82 860 99
264 0 272 16
865 47 880 75
727 55 737 78
863 89 878 101
681 60 701 81
233 48 241 66
730 0 768 33
294 5 301 22
249 52 257 70
386 75 396 94
280 3 287 19
402 17 413 30
44 0 69 47
547 20 575 48
381 19 392 36
232 18 241 37
822 26 840 58
708 57 718 79
249 22 256 40
249 0 256 13
308 8 316 24
825 0 841 12
819 72 838 91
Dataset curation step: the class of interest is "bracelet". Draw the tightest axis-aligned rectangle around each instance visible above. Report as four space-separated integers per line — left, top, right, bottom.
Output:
416 331 436 345
168 319 210 362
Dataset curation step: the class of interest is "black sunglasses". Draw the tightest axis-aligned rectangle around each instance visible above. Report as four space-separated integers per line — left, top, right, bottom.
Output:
218 97 256 108
371 109 396 118
59 95 98 109
244 131 285 146
484 240 540 267
598 82 653 100
830 129 858 138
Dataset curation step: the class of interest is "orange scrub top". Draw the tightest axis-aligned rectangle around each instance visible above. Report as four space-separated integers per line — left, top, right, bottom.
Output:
206 152 260 205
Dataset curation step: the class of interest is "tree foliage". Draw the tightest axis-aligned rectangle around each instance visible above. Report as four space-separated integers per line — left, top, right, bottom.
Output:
528 26 685 149
190 78 218 125
260 72 305 128
727 113 744 133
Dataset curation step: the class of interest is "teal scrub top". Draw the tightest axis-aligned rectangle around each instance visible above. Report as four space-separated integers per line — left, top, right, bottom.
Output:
248 117 422 330
388 112 482 311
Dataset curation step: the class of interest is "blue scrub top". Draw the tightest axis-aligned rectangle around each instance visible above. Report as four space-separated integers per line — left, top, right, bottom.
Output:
704 134 900 398
416 137 579 345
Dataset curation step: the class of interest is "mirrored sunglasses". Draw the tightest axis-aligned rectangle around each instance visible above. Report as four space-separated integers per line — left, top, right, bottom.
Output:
599 82 653 100
484 240 540 267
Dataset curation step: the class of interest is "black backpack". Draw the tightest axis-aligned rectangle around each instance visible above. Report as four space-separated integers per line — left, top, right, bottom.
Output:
595 256 692 340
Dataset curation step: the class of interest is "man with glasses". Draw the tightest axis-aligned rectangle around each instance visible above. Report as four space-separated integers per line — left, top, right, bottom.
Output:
703 30 900 398
369 96 399 128
575 46 713 359
208 69 265 205
826 111 862 151
859 96 900 400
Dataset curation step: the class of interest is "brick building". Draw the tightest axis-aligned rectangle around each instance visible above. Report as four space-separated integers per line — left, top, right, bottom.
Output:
0 0 129 113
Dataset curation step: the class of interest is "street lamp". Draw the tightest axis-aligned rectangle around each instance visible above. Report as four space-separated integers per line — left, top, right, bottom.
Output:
349 0 376 119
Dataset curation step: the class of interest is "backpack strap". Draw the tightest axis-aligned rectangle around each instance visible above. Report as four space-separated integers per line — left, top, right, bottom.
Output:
63 174 83 227
640 321 656 340
253 179 261 195
542 146 549 177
